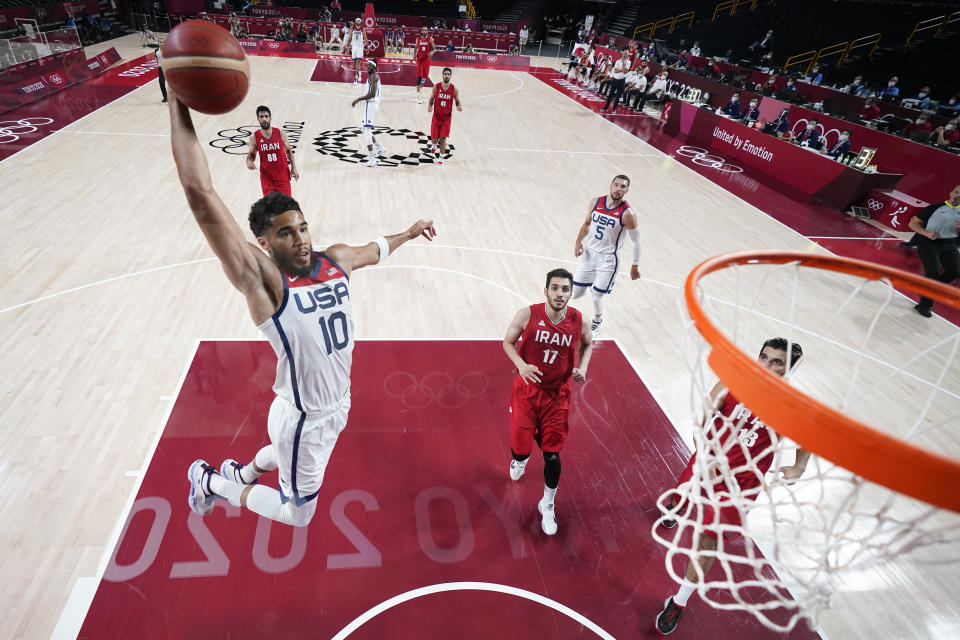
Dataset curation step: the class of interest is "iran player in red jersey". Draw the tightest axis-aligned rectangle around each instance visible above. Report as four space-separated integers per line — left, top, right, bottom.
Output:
654 338 812 635
503 268 594 536
246 105 299 197
414 26 435 104
427 67 461 166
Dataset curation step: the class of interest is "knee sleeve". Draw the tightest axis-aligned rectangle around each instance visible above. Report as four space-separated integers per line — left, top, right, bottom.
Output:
281 497 318 528
572 284 589 299
254 445 278 472
543 452 561 489
416 76 424 87
363 127 373 146
591 289 605 316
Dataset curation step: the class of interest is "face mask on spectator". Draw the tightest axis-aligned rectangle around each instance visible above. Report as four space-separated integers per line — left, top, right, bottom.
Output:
917 118 926 124
807 124 815 130
946 124 956 131
840 134 849 141
749 101 758 107
950 98 958 105
918 91 928 98
888 82 896 87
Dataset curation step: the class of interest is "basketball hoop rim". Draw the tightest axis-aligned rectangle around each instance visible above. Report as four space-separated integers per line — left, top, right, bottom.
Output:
685 250 960 513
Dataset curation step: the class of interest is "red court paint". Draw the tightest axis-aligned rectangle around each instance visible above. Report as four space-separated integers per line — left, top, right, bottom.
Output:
0 54 158 162
310 57 432 87
79 340 818 639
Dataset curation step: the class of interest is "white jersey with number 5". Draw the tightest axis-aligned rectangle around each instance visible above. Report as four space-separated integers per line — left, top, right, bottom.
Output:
258 251 354 412
583 195 631 256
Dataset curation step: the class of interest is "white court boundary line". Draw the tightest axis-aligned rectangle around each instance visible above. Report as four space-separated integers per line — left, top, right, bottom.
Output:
329 582 616 640
51 340 202 640
0 54 159 167
488 147 661 157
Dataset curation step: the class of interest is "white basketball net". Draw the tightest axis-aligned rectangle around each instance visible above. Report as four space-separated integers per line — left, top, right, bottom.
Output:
652 257 960 633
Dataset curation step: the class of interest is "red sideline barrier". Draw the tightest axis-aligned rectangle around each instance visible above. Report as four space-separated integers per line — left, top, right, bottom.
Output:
0 46 119 114
663 101 901 209
576 48 960 205
430 51 529 67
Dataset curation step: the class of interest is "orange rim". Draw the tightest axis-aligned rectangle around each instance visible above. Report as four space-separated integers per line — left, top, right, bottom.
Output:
685 250 960 513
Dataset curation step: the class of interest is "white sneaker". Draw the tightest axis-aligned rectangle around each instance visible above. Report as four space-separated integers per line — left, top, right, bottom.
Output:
416 96 422 104
187 459 215 516
509 459 527 481
374 144 385 158
364 156 379 167
538 498 558 535
429 143 437 154
220 458 257 485
436 157 444 166
590 316 602 338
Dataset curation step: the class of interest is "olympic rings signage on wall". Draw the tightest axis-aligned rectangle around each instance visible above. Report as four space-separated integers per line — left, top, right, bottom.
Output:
791 118 843 149
0 117 54 144
675 146 744 173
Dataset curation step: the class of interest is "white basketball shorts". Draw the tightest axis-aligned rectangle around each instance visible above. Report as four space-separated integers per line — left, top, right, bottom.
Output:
268 393 350 506
573 250 619 294
352 43 364 60
361 101 379 128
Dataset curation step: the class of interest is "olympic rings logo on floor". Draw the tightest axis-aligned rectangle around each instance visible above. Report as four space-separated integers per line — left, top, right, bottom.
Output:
674 146 744 173
313 125 454 167
0 117 54 144
209 126 259 154
866 199 884 211
383 371 490 409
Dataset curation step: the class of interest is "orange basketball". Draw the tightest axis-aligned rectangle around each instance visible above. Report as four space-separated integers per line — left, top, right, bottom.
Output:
162 20 250 115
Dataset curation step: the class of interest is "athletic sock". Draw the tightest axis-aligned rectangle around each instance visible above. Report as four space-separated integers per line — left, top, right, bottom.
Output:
543 485 558 503
674 582 696 607
209 473 245 507
241 445 277 484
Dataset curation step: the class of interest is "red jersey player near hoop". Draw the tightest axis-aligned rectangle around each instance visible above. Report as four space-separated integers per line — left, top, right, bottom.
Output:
427 67 461 166
246 105 299 196
503 268 594 536
654 337 812 635
414 26 435 104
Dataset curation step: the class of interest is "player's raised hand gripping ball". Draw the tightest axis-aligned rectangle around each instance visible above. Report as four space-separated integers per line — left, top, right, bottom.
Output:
162 20 250 115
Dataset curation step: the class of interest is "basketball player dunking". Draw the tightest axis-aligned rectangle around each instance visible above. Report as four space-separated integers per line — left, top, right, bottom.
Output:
503 268 593 535
246 105 298 196
427 67 461 166
572 175 641 337
414 26 435 104
168 95 437 528
346 17 367 84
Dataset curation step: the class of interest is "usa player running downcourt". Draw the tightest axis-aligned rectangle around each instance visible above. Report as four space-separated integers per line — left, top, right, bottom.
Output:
168 95 437 527
573 175 642 337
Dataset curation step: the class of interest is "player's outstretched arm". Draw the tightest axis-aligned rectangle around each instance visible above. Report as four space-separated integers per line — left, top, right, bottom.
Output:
503 307 542 384
169 97 265 294
572 315 593 382
324 219 437 276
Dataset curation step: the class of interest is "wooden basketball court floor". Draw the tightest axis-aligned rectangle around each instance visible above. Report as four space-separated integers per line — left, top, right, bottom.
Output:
1 34 958 639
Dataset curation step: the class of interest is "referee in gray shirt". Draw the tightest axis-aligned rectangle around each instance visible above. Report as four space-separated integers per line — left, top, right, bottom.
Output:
908 185 960 317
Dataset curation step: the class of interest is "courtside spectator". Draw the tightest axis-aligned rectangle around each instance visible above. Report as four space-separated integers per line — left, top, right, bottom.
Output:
741 97 760 123
837 75 864 94
760 75 778 96
804 64 823 85
905 115 933 141
794 119 821 149
690 41 701 57
766 108 791 137
722 92 743 118
859 96 882 121
774 78 798 99
876 76 899 99
624 67 647 111
931 118 959 147
824 130 852 157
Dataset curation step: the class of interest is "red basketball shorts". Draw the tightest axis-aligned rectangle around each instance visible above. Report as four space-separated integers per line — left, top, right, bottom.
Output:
430 114 451 139
260 174 292 197
417 57 430 79
675 453 763 540
509 378 571 455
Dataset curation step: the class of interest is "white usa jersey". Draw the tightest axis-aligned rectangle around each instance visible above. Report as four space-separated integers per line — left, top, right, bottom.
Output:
258 252 353 413
365 74 381 104
352 28 364 46
583 195 631 256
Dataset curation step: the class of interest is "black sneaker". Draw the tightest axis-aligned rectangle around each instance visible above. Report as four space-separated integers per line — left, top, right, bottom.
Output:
661 516 677 529
914 304 932 318
655 597 684 635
